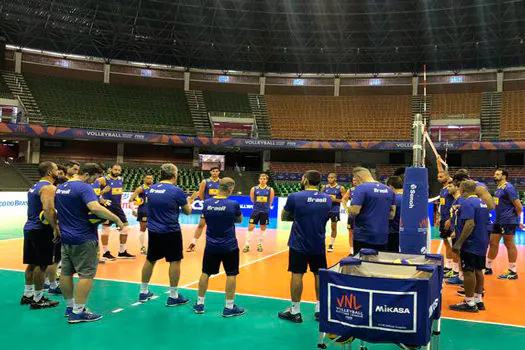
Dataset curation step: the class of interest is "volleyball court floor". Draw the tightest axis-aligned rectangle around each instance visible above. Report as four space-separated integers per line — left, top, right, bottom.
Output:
1 216 524 349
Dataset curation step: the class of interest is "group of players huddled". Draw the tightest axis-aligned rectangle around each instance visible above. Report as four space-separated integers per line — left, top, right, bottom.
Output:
19 158 522 324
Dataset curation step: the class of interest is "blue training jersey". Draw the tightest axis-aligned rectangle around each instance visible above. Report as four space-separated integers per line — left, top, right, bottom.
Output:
495 182 519 225
352 182 395 245
202 197 242 253
439 187 454 220
92 178 102 198
55 180 100 245
24 180 53 232
137 184 150 213
389 193 403 235
147 181 188 233
457 196 490 256
204 178 220 200
102 175 123 206
323 184 343 213
449 197 462 235
252 186 272 213
284 189 332 255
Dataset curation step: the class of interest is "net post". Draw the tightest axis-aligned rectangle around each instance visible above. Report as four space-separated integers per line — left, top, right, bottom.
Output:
413 113 424 167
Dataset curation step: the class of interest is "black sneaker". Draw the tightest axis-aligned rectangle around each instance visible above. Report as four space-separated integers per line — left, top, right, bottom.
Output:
444 267 452 273
476 302 486 311
449 301 478 313
314 311 320 322
457 288 485 297
118 250 136 259
20 295 33 305
30 296 59 309
103 251 117 261
484 268 493 275
278 308 303 323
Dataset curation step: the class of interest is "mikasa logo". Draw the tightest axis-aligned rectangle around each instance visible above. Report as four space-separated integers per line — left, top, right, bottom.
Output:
375 305 411 314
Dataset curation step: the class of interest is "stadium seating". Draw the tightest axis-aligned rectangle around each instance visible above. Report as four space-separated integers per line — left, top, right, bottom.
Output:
271 162 354 176
430 93 482 119
203 91 252 113
122 166 204 192
0 76 13 99
500 90 525 140
24 74 196 135
265 95 412 141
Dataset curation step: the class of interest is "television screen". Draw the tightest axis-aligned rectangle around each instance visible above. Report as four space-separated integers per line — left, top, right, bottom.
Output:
199 154 225 171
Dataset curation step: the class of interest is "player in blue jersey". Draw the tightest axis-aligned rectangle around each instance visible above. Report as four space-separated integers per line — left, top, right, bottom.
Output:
130 174 154 255
186 166 221 252
55 163 124 323
138 164 192 307
436 157 455 275
386 176 403 253
98 164 135 260
278 170 332 324
486 169 523 280
321 173 346 252
21 161 60 309
193 178 245 317
342 176 359 254
348 167 396 254
244 174 275 253
450 180 490 313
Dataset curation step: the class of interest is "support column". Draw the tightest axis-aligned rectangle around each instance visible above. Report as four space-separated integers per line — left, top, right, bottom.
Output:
30 138 40 164
184 71 191 91
15 51 22 73
497 71 504 93
116 143 124 164
412 76 419 96
262 150 271 172
334 77 340 97
103 63 110 84
193 147 200 167
259 76 266 95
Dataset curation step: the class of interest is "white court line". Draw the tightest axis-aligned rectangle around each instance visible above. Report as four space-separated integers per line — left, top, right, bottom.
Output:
437 239 444 254
112 308 124 313
131 302 141 306
0 238 23 242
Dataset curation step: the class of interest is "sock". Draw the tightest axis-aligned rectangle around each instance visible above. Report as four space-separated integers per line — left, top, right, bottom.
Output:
453 263 459 273
119 244 126 253
44 277 50 286
33 290 43 302
225 299 234 309
258 234 264 245
245 232 251 247
24 284 35 297
315 301 320 313
446 259 453 269
50 281 59 289
465 297 476 307
486 258 493 269
139 231 146 248
140 283 149 294
197 296 205 305
169 287 179 299
102 245 108 253
474 293 483 303
459 271 464 280
330 237 335 246
66 299 74 308
509 263 517 273
291 302 301 315
73 303 85 314
192 238 197 245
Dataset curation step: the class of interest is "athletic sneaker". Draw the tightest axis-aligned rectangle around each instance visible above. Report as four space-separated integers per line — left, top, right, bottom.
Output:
327 245 334 252
484 268 493 275
186 243 196 252
476 302 486 311
43 283 50 291
140 247 147 255
193 303 205 314
497 270 518 280
243 245 250 253
98 258 106 264
64 307 73 317
446 276 464 285
118 250 136 259
444 270 458 279
223 305 245 318
103 251 117 261
449 301 478 313
443 267 452 273
30 296 59 309
278 308 303 323
48 286 62 295
20 295 33 305
257 244 263 252
139 291 154 303
68 310 103 324
457 288 485 297
314 312 320 322
166 295 189 307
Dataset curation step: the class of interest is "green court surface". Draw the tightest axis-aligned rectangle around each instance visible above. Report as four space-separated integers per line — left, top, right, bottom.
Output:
1 270 524 350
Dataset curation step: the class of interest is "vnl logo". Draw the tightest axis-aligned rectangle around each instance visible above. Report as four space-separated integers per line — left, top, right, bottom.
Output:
334 292 365 320
336 294 362 310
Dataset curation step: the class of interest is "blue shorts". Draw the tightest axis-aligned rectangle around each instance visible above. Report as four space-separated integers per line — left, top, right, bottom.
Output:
103 205 128 226
137 209 147 223
493 223 517 235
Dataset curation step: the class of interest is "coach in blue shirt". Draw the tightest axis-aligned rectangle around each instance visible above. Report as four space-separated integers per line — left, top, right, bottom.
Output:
139 163 192 307
55 163 124 324
348 167 396 254
278 170 332 324
193 177 245 318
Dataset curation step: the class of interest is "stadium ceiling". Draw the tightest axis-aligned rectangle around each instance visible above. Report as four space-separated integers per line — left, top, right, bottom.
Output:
1 0 525 74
